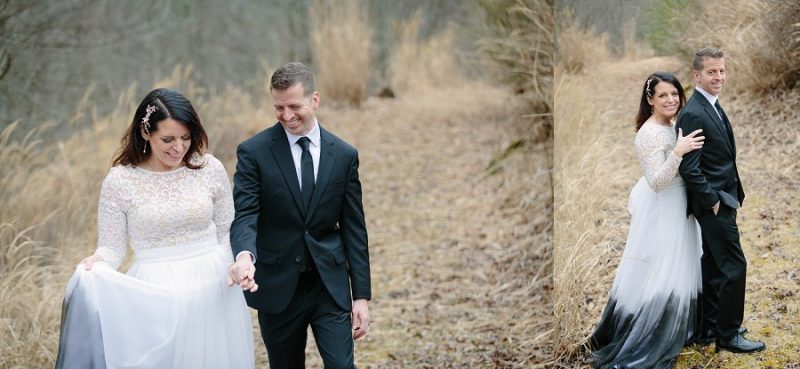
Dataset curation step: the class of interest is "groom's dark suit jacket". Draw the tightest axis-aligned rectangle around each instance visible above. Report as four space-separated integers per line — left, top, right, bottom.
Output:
677 92 745 217
230 123 371 314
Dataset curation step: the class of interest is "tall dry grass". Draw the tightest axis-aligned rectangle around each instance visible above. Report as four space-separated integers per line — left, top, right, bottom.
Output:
552 25 620 359
388 11 462 96
309 0 371 107
620 19 653 61
478 0 554 118
555 8 610 74
678 0 800 93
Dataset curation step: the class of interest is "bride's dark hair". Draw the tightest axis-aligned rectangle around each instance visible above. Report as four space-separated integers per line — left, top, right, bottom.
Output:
634 72 686 131
113 88 208 169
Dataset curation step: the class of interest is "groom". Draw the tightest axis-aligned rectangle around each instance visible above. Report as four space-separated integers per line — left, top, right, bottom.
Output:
228 62 371 368
677 47 764 353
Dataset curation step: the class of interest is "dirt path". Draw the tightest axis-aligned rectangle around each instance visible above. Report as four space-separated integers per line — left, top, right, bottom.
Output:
249 82 551 368
555 57 800 368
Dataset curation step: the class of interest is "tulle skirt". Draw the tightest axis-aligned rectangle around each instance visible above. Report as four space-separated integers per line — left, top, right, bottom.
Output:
55 237 254 369
591 176 702 369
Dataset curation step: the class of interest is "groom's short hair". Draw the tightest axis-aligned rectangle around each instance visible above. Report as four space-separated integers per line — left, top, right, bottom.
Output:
692 47 725 72
271 62 317 96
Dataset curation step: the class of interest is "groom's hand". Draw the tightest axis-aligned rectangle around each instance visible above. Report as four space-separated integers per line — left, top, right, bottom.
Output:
351 299 370 340
228 253 258 292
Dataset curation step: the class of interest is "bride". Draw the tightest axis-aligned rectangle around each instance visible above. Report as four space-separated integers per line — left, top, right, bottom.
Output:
54 88 254 369
589 72 705 369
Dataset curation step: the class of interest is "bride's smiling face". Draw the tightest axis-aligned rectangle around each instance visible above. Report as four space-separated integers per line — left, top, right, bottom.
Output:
648 81 680 121
142 118 191 171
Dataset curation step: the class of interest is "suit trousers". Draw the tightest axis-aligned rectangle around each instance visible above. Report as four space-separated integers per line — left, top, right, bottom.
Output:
257 269 356 369
696 204 747 340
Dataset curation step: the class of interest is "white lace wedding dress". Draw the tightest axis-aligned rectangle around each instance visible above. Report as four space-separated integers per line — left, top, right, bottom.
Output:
590 121 702 369
55 154 254 369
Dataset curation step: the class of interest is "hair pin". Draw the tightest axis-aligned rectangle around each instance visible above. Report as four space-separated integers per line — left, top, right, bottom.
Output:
141 105 157 134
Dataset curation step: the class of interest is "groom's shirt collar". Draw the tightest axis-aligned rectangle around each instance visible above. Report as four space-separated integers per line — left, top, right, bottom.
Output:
283 118 321 147
695 86 718 107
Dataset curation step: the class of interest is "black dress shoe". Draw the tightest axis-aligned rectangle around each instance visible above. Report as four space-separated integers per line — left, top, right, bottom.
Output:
696 326 748 345
716 334 766 353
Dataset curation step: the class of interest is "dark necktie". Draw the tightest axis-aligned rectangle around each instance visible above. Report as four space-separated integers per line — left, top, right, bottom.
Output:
297 136 315 212
297 136 314 272
715 100 734 138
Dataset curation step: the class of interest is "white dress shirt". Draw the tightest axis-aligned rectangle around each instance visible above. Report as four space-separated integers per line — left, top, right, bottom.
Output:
283 118 321 187
695 86 722 121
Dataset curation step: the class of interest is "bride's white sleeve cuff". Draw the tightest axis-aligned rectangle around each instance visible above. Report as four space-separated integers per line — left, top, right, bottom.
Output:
94 247 124 269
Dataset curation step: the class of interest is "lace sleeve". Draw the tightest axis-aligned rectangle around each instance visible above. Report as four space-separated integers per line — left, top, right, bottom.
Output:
93 168 128 269
634 125 682 192
207 155 234 247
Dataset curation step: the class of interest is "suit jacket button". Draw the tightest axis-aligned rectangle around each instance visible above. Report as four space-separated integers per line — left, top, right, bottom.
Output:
304 230 309 235
295 256 302 263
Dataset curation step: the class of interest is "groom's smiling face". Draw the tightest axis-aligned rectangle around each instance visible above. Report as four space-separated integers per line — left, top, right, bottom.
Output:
694 57 726 96
272 83 320 136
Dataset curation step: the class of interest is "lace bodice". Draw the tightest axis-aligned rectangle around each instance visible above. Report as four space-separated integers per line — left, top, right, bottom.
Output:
634 121 682 192
93 154 234 269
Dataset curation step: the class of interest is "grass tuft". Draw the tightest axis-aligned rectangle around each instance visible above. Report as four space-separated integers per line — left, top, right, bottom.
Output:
309 0 372 107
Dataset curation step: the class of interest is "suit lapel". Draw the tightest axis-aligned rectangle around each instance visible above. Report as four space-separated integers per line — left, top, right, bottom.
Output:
306 126 338 221
697 95 735 153
267 125 306 217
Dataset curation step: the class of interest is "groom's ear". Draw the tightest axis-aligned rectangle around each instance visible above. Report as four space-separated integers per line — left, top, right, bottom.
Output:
311 91 320 109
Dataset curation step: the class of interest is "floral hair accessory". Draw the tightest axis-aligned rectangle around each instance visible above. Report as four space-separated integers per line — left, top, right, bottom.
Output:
141 105 157 134
645 78 653 98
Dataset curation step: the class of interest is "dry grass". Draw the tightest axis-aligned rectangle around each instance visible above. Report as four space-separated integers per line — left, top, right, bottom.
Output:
679 0 800 93
620 18 653 61
555 8 610 75
309 0 371 107
478 0 554 120
388 11 462 96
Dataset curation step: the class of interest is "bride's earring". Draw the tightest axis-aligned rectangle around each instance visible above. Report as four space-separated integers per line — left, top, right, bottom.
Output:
143 140 148 154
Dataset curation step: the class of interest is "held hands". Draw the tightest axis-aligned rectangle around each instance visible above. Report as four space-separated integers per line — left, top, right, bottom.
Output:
80 254 105 270
351 299 370 340
227 254 258 292
673 128 704 157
